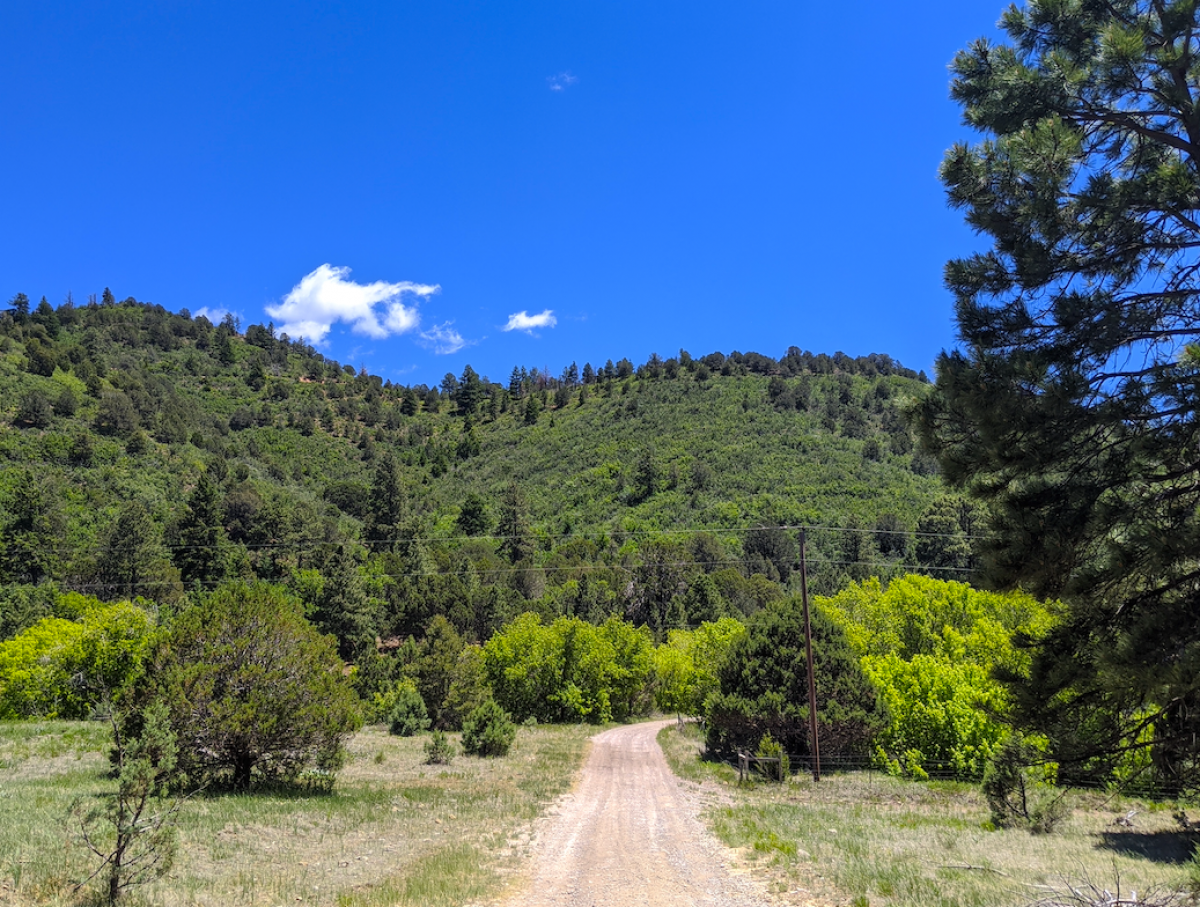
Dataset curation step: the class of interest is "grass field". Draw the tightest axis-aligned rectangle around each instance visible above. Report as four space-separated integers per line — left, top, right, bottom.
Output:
658 723 1200 907
0 721 594 907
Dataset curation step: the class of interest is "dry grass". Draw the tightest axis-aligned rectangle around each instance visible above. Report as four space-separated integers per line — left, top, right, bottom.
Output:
0 720 595 907
658 723 1199 907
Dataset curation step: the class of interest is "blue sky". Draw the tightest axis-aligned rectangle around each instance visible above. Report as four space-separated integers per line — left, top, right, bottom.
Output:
3 1 1005 387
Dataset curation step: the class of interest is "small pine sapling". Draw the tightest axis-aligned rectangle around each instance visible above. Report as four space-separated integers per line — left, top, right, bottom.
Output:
461 699 517 757
424 730 456 765
70 700 186 902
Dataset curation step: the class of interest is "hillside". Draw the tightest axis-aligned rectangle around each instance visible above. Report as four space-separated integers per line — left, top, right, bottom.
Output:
0 292 949 641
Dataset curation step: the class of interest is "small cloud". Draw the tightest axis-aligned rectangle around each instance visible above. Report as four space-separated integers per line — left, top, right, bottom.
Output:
502 309 557 334
194 306 235 325
420 322 466 355
266 264 439 345
547 71 578 92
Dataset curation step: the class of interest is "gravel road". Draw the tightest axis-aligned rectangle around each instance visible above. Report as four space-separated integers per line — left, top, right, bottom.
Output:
502 719 770 907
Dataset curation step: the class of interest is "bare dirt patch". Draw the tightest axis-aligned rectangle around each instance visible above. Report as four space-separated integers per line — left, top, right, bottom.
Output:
499 720 774 907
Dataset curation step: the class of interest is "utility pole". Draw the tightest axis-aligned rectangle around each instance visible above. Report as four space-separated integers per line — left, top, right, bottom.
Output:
799 528 821 781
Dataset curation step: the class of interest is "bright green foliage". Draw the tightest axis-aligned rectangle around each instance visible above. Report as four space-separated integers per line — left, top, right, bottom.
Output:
820 574 1052 665
821 575 1053 777
0 617 82 718
141 582 361 788
654 617 747 716
460 698 517 757
0 600 157 719
916 0 1200 788
483 613 654 723
705 595 886 758
863 653 1007 778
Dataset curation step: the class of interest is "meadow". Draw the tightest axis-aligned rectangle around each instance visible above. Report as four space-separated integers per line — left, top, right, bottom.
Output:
658 723 1199 907
0 721 593 907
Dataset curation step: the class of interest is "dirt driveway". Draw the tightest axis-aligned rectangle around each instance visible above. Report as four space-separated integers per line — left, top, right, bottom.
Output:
501 719 769 907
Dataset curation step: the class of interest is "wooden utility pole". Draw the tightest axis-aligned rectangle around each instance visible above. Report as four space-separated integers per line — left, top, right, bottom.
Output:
799 529 821 781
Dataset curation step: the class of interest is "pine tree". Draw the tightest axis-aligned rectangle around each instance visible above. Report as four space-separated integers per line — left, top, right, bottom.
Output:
364 451 405 550
915 0 1200 786
497 483 534 565
170 470 228 586
315 545 380 659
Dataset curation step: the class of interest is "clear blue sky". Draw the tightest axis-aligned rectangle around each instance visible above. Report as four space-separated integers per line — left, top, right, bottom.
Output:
2 1 1005 387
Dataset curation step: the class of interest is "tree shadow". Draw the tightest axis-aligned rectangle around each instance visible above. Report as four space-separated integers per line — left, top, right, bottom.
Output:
187 777 337 801
1094 830 1197 865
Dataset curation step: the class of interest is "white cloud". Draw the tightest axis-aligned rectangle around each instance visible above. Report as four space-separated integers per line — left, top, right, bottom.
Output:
266 264 439 344
547 72 578 92
194 306 234 325
502 309 557 333
419 322 466 355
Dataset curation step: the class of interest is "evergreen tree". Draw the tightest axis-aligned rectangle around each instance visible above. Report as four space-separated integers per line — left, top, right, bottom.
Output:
705 595 887 758
170 470 228 586
456 364 483 416
314 545 380 659
8 292 30 321
456 492 491 537
914 495 973 579
522 393 540 426
0 469 61 584
497 483 534 564
138 582 361 789
94 501 173 601
915 0 1200 786
364 451 405 550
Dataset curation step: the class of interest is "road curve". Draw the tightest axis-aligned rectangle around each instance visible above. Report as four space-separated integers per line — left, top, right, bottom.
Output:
503 719 766 907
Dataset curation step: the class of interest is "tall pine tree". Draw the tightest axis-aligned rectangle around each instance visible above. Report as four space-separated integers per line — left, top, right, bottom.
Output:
916 0 1200 787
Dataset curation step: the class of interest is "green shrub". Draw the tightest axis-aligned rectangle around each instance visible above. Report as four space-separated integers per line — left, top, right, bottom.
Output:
387 683 431 737
705 596 886 759
981 734 1065 834
424 730 456 765
482 613 654 724
136 582 361 789
0 600 157 719
461 698 517 757
755 732 789 782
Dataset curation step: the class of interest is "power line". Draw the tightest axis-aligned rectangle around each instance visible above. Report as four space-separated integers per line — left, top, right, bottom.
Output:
20 521 995 557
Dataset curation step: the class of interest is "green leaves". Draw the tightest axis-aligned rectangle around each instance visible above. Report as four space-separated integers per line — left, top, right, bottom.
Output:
482 613 654 724
0 598 157 719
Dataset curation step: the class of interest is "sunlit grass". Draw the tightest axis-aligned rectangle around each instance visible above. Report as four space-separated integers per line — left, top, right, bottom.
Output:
659 722 1195 907
0 720 594 906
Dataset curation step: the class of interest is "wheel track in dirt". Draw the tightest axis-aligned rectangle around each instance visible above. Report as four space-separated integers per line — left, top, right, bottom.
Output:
500 719 770 907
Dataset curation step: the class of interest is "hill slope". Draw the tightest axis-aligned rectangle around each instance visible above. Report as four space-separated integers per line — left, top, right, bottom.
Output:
0 293 945 638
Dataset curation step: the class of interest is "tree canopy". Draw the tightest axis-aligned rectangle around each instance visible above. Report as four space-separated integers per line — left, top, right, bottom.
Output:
140 583 360 788
915 0 1200 787
705 595 887 759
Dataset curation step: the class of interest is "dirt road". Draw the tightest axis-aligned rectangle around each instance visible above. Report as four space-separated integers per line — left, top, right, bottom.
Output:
503 720 768 907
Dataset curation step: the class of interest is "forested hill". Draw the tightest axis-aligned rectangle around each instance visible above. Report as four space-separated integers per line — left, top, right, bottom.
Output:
0 292 952 639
